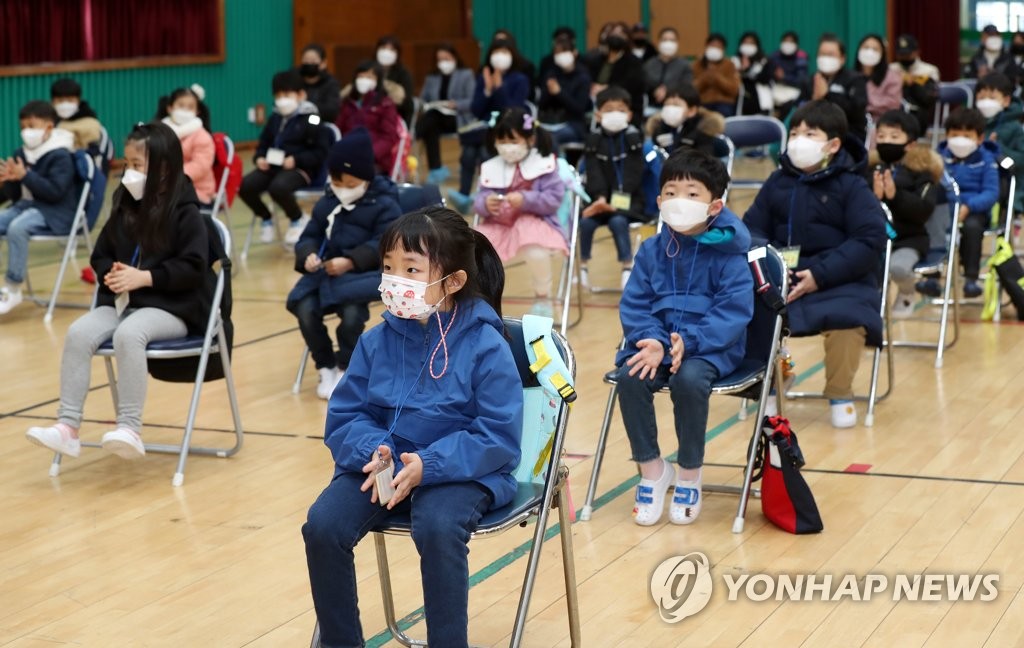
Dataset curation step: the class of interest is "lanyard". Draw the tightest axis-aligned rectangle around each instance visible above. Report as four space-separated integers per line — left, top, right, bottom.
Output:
129 245 140 268
611 133 626 192
786 186 799 246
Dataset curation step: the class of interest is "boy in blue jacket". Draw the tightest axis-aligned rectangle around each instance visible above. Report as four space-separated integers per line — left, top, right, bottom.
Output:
238 70 333 247
937 108 1001 298
286 127 401 399
616 149 753 527
0 101 77 314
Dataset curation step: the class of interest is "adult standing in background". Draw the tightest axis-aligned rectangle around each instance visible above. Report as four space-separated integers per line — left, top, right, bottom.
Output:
644 27 693 108
692 33 740 117
298 44 341 123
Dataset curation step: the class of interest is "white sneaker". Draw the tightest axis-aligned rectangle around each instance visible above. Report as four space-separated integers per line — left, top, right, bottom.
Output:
101 428 146 459
284 215 309 246
891 292 917 319
26 423 81 457
0 285 23 314
669 470 702 525
621 267 633 290
316 367 340 400
632 458 675 526
830 400 857 428
578 266 591 290
259 221 275 243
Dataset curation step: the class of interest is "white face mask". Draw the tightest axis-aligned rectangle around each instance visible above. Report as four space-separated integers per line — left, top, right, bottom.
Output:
947 136 979 159
53 101 78 120
786 135 829 170
437 59 456 75
490 51 513 71
976 97 1004 119
739 43 759 58
986 36 1004 52
857 47 882 67
355 77 377 95
376 48 398 66
379 273 450 320
658 40 678 57
496 142 529 164
275 96 299 115
705 46 724 62
554 51 576 70
21 128 46 150
122 168 147 201
600 110 630 133
780 42 798 56
170 108 196 125
660 105 686 128
816 55 842 74
632 47 646 59
660 198 711 233
332 182 368 206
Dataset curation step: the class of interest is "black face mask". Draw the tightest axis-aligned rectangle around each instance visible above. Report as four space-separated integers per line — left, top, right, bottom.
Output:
300 63 320 78
606 35 628 52
897 58 915 69
1012 43 1024 56
876 142 907 164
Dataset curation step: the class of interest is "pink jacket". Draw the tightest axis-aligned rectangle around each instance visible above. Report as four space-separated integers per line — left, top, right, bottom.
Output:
180 128 216 204
866 66 904 120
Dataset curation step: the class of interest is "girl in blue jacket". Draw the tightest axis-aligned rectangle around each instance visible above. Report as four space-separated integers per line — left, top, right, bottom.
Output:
302 207 523 648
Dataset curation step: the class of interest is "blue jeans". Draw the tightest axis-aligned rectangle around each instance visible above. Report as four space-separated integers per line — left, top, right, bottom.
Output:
616 358 719 469
0 202 49 284
579 211 633 262
303 472 492 648
289 293 370 370
458 142 486 195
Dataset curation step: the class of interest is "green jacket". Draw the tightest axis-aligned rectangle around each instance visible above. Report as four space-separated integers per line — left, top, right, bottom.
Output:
984 100 1024 169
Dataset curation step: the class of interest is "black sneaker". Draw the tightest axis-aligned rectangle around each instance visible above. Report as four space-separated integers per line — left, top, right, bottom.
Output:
964 280 983 298
915 278 942 297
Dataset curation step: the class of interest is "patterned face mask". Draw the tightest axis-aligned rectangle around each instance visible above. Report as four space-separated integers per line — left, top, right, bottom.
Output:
378 273 450 320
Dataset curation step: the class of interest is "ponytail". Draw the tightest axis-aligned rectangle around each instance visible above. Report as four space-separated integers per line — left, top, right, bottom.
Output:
472 229 505 318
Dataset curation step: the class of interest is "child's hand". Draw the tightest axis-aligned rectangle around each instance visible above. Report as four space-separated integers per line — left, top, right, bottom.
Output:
882 169 896 200
989 131 999 142
547 78 561 95
485 194 503 215
582 197 611 218
304 253 322 272
323 257 354 276
387 452 423 509
361 445 393 503
626 338 664 380
669 332 684 374
506 192 524 208
787 269 819 303
872 171 885 200
959 204 970 222
283 156 296 170
104 264 152 293
6 157 26 181
255 157 270 171
812 72 828 100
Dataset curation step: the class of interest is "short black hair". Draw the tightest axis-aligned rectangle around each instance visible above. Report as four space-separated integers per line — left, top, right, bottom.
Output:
301 43 326 60
818 32 846 56
782 30 800 44
659 27 679 39
877 109 920 142
272 70 304 94
790 99 848 141
706 32 727 47
19 100 58 124
660 149 730 199
553 36 575 53
50 78 82 99
488 106 554 156
945 107 986 135
596 85 632 109
977 71 1014 97
666 82 701 107
552 26 575 41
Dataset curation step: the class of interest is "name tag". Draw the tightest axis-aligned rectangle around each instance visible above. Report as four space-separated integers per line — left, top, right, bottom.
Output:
611 191 632 211
115 291 129 316
266 148 286 166
780 245 801 269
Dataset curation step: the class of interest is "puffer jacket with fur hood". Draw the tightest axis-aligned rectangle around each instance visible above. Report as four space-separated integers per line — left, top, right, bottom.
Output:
865 143 944 256
646 107 726 157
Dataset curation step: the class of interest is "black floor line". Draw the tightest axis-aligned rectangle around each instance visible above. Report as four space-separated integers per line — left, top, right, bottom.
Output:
703 461 1024 487
9 412 297 438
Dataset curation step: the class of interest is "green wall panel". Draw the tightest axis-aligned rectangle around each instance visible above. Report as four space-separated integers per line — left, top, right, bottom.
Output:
471 0 587 67
0 0 293 156
710 0 886 69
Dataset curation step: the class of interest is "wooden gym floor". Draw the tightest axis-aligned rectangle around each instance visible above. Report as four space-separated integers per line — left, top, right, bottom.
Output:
2 150 1024 647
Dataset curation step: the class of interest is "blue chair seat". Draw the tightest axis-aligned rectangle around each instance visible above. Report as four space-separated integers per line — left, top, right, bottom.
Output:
97 335 210 353
373 482 545 534
602 357 764 393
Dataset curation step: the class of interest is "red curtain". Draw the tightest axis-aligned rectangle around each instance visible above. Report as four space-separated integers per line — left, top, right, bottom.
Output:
893 0 962 81
89 0 219 59
0 0 86 65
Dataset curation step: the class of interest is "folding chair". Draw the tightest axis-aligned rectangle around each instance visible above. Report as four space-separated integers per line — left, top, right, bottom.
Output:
241 121 342 260
308 318 580 648
48 217 243 487
19 150 101 322
722 115 787 193
784 205 896 427
201 133 238 261
292 183 444 394
580 246 790 534
930 82 973 148
717 134 736 203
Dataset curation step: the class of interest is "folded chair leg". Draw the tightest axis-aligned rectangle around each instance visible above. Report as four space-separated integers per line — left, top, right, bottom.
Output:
241 215 256 261
509 482 556 648
580 383 619 521
556 478 582 647
218 328 244 454
49 451 63 477
172 364 208 487
309 621 320 648
293 348 311 394
44 230 80 323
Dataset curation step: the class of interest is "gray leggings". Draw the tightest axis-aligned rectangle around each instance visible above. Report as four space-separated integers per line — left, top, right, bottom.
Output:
58 306 187 432
890 247 922 295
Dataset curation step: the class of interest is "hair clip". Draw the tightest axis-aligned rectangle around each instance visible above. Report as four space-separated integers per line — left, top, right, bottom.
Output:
523 113 534 130
488 111 500 128
190 83 206 102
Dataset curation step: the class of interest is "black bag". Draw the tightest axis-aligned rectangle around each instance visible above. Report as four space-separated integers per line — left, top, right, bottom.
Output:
751 415 823 534
989 237 1024 321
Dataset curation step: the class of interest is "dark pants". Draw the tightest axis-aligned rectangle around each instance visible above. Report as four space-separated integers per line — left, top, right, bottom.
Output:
579 211 634 262
616 359 719 469
705 101 736 118
960 212 988 280
418 109 457 170
238 167 309 222
290 293 370 370
459 142 486 195
303 472 492 648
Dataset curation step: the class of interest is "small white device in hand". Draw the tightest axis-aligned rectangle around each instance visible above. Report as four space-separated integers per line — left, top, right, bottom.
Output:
266 147 286 166
374 453 396 506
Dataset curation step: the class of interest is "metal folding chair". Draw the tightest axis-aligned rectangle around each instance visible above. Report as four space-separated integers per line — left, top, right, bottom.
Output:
308 318 580 647
580 246 790 533
200 133 237 261
48 218 243 486
722 115 787 193
930 82 973 148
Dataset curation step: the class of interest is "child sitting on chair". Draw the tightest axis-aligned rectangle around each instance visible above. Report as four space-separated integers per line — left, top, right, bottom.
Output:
50 78 105 162
302 208 522 648
0 100 76 315
616 149 753 526
473 107 568 316
286 127 401 399
581 85 647 290
157 85 216 207
647 82 725 157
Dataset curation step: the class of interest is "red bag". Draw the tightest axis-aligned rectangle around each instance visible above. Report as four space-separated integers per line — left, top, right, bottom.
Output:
753 415 823 534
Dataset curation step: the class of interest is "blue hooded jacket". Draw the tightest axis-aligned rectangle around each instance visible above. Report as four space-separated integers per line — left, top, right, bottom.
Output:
744 138 888 346
617 207 754 376
938 139 1000 214
324 298 523 509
